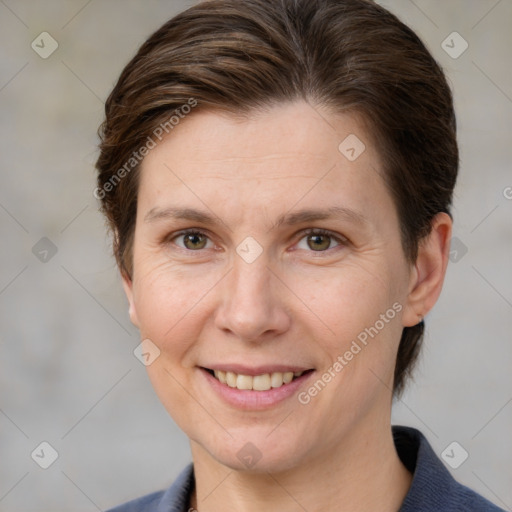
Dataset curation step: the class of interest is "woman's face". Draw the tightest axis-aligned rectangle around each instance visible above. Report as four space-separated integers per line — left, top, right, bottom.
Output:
124 102 422 472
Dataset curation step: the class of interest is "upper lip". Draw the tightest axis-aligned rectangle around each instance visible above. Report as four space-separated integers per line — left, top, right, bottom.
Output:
201 364 314 376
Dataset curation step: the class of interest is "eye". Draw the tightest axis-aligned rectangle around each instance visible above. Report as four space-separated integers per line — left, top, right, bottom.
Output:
295 229 346 252
172 230 213 251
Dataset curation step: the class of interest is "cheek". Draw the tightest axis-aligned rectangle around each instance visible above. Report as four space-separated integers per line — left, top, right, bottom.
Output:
131 259 220 362
291 260 405 398
292 262 397 340
130 261 221 426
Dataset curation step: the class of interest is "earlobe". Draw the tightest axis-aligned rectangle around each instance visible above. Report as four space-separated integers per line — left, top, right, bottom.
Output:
402 212 452 327
122 273 140 328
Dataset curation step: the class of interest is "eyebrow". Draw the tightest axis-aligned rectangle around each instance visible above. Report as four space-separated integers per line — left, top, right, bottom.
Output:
272 206 370 230
145 206 216 224
144 205 370 230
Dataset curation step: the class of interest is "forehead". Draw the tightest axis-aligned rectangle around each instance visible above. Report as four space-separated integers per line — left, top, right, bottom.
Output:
137 101 396 230
143 103 370 168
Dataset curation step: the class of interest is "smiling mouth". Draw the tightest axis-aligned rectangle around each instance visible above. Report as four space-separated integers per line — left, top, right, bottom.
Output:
202 368 314 391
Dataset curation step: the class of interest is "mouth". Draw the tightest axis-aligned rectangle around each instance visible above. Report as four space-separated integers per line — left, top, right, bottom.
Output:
201 367 314 391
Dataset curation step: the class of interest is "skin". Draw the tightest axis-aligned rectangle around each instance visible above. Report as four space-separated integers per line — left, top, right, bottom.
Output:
122 101 452 512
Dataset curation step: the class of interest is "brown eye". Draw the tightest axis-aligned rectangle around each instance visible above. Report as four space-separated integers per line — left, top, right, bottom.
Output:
307 233 332 251
174 231 211 250
296 229 344 252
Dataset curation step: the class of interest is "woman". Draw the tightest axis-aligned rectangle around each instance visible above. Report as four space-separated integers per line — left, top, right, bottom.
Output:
96 0 505 510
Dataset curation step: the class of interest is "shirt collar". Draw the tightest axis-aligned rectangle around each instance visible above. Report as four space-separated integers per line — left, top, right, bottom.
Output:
156 425 481 512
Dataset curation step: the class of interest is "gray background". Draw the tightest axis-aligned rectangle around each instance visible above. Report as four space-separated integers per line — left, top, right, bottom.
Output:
0 0 511 510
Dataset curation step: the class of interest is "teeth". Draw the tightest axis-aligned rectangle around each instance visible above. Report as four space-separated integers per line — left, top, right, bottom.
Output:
226 371 237 388
283 372 293 384
213 369 304 391
271 372 283 388
253 374 271 391
236 374 253 390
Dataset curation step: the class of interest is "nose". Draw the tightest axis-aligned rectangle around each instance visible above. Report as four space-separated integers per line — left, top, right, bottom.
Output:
213 257 291 343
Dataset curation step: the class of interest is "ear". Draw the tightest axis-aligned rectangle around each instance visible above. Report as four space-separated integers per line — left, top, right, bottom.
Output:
122 272 140 328
402 212 453 327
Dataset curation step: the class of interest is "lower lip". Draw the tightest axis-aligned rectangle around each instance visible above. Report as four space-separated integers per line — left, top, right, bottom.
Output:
200 368 314 410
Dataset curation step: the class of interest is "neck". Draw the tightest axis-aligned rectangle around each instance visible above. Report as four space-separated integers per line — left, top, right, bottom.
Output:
189 417 412 512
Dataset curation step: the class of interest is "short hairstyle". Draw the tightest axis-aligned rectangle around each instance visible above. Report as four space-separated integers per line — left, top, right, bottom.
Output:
96 0 458 396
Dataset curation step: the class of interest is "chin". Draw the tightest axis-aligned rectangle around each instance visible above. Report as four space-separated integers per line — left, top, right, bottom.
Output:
194 428 310 474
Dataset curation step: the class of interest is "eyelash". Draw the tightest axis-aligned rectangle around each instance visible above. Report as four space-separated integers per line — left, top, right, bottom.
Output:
295 228 348 252
169 228 347 254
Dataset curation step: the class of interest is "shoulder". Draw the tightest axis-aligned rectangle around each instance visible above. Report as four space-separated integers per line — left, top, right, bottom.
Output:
105 463 194 512
394 426 506 512
106 490 164 512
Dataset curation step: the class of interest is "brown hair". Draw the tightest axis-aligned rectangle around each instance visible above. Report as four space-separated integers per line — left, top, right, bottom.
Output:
96 0 458 396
